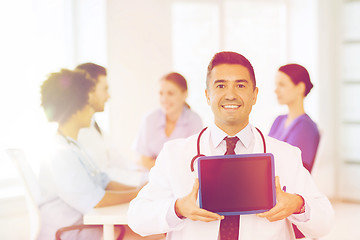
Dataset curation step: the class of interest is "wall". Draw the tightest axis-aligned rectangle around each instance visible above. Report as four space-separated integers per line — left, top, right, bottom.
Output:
106 0 173 165
283 0 337 198
311 0 339 199
105 0 337 198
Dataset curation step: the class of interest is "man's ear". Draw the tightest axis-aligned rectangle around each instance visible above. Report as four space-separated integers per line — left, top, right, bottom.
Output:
88 91 95 106
252 87 259 105
205 89 210 105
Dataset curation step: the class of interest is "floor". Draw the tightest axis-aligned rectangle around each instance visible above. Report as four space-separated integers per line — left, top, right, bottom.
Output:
0 199 359 239
320 200 360 240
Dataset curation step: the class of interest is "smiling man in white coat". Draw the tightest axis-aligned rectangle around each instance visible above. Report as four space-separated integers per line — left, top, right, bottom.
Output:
128 51 334 240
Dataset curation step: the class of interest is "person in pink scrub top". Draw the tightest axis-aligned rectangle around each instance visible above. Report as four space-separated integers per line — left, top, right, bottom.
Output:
134 72 203 170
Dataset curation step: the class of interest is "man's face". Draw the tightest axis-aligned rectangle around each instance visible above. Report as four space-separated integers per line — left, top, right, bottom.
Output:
89 75 110 112
205 64 258 134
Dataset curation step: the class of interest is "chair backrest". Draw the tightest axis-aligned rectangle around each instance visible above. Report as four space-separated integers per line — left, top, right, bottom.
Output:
6 148 42 240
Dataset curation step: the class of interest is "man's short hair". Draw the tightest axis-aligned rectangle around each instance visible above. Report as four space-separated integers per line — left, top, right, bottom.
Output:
41 69 95 124
75 63 107 83
206 51 256 89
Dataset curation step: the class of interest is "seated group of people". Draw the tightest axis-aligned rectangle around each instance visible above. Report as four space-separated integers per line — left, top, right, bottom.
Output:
38 51 329 240
39 64 166 240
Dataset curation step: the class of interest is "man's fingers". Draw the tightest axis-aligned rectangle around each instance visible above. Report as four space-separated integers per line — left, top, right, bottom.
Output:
189 208 223 222
275 176 281 194
192 215 221 222
257 210 283 221
191 178 199 198
264 211 287 222
257 203 282 218
179 178 224 223
197 208 223 220
275 176 280 188
257 201 287 221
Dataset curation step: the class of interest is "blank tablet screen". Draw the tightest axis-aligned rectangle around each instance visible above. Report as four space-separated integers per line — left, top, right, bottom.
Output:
198 153 275 215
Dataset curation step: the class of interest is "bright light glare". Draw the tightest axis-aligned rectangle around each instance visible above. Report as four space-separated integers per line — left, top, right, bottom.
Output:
0 0 74 179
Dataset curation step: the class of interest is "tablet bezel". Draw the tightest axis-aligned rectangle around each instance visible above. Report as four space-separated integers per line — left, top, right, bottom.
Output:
197 153 276 216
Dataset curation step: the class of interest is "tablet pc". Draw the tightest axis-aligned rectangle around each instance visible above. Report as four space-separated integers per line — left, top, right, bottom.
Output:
197 153 275 216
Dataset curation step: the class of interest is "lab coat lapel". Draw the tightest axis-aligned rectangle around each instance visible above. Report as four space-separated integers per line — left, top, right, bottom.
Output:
201 128 216 155
182 219 220 240
190 128 221 240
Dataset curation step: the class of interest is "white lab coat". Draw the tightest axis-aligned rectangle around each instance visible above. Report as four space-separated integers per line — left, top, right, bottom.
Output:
78 119 126 172
128 125 334 240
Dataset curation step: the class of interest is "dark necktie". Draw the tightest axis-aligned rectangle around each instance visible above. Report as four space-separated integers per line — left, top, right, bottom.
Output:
220 136 240 240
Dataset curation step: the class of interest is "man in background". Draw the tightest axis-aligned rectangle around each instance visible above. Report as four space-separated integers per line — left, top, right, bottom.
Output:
76 63 112 170
76 63 143 186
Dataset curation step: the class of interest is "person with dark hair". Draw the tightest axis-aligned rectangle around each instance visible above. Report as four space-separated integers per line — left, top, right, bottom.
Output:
269 64 320 173
76 62 107 80
133 72 203 170
74 63 114 172
39 69 162 240
75 63 109 115
127 51 333 240
41 69 96 124
268 64 321 239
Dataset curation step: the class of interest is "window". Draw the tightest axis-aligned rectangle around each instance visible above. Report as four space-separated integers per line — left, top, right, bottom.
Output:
0 0 107 198
172 0 287 130
0 0 74 198
172 1 219 126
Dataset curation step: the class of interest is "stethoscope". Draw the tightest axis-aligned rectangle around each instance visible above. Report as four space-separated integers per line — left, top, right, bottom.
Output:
58 131 99 176
190 127 267 172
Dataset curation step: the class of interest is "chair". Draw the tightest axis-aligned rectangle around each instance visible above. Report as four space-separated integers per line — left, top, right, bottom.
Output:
6 148 42 240
6 148 126 240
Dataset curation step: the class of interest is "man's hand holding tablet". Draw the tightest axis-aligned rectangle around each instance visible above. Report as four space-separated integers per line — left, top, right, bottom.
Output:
175 179 224 222
257 176 305 222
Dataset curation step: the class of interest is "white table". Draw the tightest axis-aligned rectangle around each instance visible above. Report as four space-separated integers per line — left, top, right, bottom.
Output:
83 203 129 240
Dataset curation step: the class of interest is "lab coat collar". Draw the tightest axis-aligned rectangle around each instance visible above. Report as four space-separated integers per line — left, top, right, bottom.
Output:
192 124 266 177
201 124 266 156
209 123 253 150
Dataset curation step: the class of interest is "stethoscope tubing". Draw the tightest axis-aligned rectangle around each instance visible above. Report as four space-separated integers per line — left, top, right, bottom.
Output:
58 131 99 176
190 127 266 172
